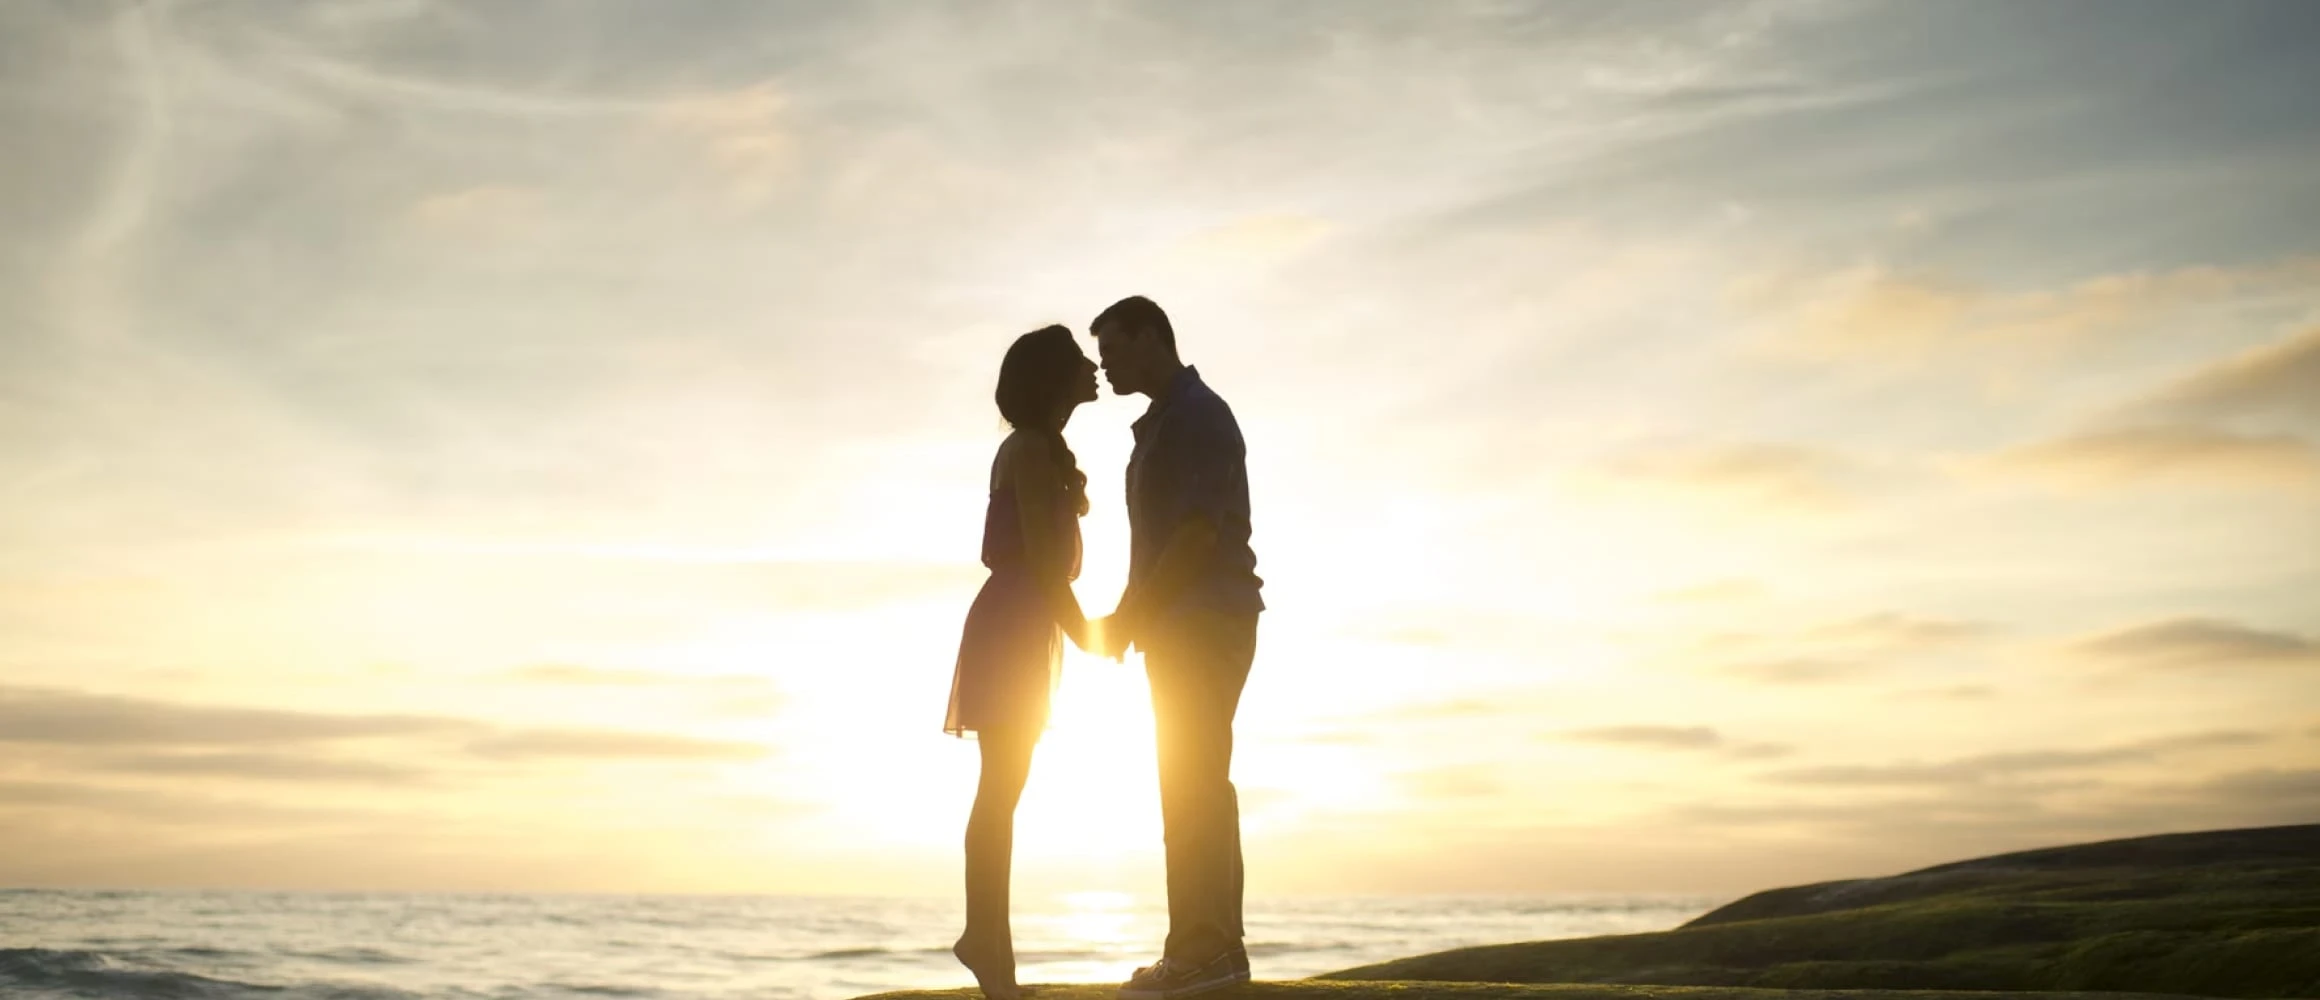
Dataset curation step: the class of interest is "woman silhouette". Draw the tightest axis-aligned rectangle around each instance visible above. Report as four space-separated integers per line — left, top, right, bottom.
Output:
945 324 1099 1000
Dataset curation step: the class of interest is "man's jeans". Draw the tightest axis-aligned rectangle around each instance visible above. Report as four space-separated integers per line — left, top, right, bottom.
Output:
1142 608 1259 962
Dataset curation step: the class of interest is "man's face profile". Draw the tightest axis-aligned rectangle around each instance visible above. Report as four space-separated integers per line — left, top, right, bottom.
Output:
1095 323 1139 396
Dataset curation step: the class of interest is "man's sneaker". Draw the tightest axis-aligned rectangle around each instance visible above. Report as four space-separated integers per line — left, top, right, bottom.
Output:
1118 949 1249 1000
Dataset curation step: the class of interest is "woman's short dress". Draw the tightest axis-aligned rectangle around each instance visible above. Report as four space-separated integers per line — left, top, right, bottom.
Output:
944 482 1082 737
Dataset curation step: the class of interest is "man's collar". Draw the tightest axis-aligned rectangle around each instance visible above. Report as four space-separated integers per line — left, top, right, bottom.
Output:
1134 365 1200 434
1155 364 1199 408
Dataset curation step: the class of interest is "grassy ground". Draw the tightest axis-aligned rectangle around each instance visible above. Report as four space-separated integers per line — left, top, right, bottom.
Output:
856 983 2215 1000
1325 825 2320 998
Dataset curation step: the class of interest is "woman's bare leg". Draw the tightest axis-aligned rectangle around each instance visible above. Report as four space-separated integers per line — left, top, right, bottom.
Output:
958 725 1037 999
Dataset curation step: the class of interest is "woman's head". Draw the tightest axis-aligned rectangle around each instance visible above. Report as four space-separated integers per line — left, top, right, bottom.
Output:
995 325 1095 517
996 324 1098 431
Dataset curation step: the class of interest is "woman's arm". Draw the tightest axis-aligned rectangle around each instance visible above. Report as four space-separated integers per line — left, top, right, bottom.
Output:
1008 435 1091 649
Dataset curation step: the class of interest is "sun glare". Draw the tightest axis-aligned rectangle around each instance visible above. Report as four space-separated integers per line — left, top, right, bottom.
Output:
1012 649 1165 860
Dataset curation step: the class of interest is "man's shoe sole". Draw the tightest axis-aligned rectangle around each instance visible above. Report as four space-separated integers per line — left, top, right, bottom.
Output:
1116 968 1250 1000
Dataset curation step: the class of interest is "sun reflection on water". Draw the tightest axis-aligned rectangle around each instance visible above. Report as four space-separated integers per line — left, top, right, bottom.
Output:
1017 889 1158 985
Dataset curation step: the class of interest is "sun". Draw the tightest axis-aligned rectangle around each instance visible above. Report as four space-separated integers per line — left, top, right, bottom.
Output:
1009 648 1165 860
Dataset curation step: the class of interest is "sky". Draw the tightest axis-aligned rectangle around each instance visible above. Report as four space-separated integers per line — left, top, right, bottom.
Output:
2 0 2317 897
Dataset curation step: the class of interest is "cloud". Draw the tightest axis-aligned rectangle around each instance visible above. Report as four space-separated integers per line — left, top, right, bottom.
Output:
83 750 426 784
408 184 544 234
2069 617 2320 671
1752 256 2320 360
509 664 686 685
2133 325 2320 426
1166 214 1336 268
1588 441 1861 512
465 728 767 761
1684 612 1988 686
1725 742 1798 761
0 685 769 769
1809 613 1989 650
504 665 779 699
1904 684 1997 701
1553 725 1791 760
651 81 791 204
0 779 354 826
1763 730 2271 788
1723 657 1868 685
2196 767 2320 801
0 685 479 747
1986 426 2320 487
1559 725 1720 749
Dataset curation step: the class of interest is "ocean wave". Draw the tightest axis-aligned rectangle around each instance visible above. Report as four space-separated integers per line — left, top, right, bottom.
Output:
535 983 657 998
0 947 418 1000
160 945 249 960
803 945 954 960
278 946 414 966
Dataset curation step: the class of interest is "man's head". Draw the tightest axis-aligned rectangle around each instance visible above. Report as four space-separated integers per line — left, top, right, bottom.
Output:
1090 295 1179 397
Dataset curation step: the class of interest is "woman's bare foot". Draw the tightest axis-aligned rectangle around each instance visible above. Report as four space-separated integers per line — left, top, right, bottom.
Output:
954 934 1020 1000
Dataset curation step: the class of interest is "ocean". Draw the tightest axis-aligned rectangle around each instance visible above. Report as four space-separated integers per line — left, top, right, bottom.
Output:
0 889 1719 1000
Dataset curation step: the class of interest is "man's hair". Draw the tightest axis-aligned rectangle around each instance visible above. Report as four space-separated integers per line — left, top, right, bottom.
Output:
1090 295 1175 353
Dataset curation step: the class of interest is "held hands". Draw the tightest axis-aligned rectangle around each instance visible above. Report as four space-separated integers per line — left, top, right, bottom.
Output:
1063 613 1129 661
1086 608 1141 662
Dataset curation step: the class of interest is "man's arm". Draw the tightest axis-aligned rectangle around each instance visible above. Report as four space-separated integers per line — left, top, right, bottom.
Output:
1100 406 1241 653
1109 518 1216 643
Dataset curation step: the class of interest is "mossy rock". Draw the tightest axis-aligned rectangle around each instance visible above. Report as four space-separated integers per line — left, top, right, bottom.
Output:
1324 825 2320 998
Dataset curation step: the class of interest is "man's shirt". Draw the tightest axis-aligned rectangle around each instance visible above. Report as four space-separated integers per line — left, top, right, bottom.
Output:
1125 365 1264 617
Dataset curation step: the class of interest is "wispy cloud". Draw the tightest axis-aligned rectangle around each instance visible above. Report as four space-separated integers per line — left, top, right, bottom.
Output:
1987 426 2320 488
1553 725 1791 760
2131 325 2320 426
1682 611 1988 687
504 664 778 695
83 750 427 785
1586 441 1863 512
652 81 792 205
1749 256 2320 361
0 686 474 746
1808 613 1990 651
466 729 767 761
0 779 355 826
0 685 769 769
1723 657 1870 685
2069 618 2320 672
1763 731 2270 788
1900 684 1998 702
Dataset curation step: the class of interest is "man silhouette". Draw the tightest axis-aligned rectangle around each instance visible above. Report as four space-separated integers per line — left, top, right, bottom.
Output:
1088 296 1264 1000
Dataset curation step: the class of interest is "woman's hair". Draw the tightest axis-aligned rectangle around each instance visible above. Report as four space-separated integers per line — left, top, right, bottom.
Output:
995 325 1090 517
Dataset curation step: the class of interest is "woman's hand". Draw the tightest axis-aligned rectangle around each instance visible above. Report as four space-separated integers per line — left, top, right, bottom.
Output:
1061 614 1093 653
